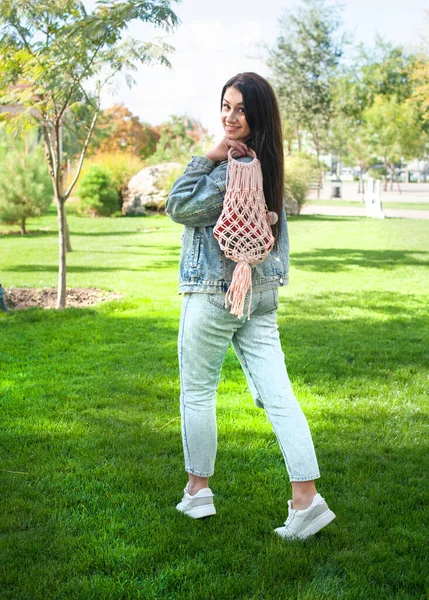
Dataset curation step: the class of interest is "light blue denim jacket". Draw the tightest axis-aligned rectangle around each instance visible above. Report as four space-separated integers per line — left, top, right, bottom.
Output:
166 156 289 294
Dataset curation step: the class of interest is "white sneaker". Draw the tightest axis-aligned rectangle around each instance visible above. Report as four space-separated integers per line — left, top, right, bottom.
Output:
176 486 216 519
275 493 335 540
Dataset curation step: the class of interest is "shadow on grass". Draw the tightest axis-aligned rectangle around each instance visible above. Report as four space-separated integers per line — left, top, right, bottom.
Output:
292 248 429 272
3 260 178 273
0 228 170 239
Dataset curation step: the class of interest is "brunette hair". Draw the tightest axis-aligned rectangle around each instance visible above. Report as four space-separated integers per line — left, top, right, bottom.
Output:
221 72 284 237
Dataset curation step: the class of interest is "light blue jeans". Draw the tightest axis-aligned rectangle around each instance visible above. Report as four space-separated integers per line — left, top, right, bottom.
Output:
178 290 320 482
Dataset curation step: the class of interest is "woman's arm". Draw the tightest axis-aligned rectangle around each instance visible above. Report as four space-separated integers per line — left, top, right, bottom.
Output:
166 157 227 227
166 138 251 228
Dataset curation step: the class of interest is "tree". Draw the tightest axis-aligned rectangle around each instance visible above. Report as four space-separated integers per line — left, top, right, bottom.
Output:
336 38 417 124
330 39 425 191
147 114 210 165
268 0 344 169
91 104 160 158
363 95 424 190
0 0 179 308
0 130 53 234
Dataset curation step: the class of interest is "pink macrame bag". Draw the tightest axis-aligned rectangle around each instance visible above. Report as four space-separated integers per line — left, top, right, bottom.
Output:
213 148 278 319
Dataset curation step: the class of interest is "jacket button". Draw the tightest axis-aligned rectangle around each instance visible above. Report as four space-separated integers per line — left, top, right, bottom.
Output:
279 278 283 284
275 257 280 262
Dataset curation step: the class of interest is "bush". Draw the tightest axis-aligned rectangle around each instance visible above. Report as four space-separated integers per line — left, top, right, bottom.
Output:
284 154 319 214
368 166 387 180
153 165 185 210
0 141 53 234
71 152 145 211
77 165 119 216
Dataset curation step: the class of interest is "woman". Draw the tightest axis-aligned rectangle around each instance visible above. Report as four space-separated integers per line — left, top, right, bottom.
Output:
166 72 335 539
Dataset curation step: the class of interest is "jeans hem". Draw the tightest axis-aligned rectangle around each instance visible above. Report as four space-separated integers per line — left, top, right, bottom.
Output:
186 467 214 478
289 473 320 482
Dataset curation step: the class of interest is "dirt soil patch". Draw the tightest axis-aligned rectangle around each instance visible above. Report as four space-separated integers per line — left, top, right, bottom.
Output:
3 288 122 310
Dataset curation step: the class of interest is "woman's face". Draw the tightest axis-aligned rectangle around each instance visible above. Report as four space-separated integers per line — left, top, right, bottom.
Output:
221 86 251 141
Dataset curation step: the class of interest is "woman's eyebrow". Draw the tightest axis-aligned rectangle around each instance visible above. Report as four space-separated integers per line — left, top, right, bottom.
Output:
223 98 244 106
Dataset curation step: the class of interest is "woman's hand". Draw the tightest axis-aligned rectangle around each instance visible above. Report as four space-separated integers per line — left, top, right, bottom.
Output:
205 138 250 162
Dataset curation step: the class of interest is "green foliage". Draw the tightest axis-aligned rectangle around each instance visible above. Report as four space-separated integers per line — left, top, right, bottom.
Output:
154 164 185 210
330 39 426 172
146 115 211 165
284 154 319 214
368 166 388 180
363 95 424 165
0 0 179 200
74 152 145 208
0 133 53 233
77 165 119 216
0 0 180 304
269 0 344 154
340 38 418 119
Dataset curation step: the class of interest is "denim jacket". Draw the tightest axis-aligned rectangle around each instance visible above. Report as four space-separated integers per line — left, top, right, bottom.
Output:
166 156 289 294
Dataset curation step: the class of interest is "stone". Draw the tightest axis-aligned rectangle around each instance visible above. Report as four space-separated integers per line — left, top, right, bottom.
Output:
122 162 182 215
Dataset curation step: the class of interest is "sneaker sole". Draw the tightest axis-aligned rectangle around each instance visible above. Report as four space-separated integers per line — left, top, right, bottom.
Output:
275 509 336 540
177 504 217 519
299 508 336 539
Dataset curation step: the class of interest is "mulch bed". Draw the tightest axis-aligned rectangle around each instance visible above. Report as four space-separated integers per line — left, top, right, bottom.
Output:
2 288 122 310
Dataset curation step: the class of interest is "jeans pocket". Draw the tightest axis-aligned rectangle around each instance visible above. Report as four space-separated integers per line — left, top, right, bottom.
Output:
259 289 278 314
207 293 227 310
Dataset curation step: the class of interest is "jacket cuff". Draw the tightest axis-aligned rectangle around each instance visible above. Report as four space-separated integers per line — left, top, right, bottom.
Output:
186 156 216 173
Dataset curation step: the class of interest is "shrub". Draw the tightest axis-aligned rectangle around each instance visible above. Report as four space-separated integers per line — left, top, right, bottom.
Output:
368 166 387 180
77 165 119 216
284 154 319 214
154 165 185 210
0 142 53 234
71 152 145 210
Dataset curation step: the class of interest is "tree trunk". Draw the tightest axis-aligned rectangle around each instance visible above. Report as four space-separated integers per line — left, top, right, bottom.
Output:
20 217 27 235
56 198 67 309
65 212 72 252
295 123 301 152
314 135 321 199
391 163 402 195
359 163 365 201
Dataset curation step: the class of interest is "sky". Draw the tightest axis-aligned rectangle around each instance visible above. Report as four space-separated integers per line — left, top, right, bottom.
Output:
93 0 429 137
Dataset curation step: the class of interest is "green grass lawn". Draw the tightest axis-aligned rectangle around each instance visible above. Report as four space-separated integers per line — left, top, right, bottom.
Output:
1 208 428 599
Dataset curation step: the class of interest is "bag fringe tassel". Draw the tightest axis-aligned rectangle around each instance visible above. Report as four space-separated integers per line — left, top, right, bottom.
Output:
225 260 252 320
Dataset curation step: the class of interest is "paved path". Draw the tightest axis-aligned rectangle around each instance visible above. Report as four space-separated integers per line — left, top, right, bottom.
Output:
310 181 429 203
301 204 429 219
304 182 429 219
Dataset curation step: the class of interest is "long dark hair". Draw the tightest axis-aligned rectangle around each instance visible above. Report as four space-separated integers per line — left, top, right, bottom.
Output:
221 72 284 238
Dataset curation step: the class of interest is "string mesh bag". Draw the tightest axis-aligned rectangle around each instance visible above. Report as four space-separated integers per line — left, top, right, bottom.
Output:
214 147 278 319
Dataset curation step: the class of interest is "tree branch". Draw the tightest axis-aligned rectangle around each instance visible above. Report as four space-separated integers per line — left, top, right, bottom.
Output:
41 118 57 182
64 109 99 201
